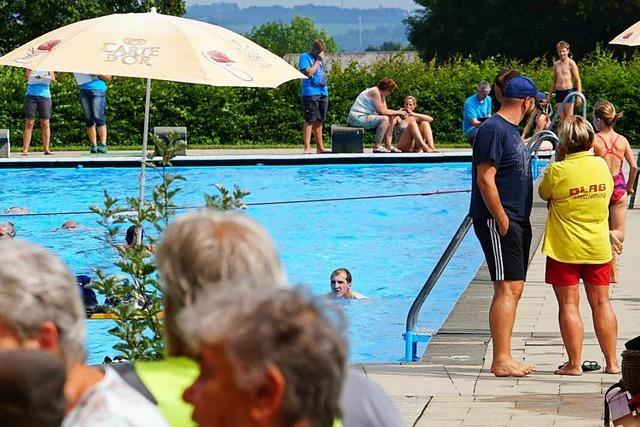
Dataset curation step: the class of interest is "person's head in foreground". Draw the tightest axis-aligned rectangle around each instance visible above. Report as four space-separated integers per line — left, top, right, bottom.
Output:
0 240 86 368
592 100 623 132
0 222 15 239
181 287 347 427
492 69 521 104
329 268 353 299
0 349 66 427
557 115 594 159
502 75 545 114
156 210 287 358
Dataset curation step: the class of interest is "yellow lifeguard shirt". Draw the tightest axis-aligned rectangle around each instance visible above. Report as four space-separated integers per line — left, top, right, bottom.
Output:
538 150 613 264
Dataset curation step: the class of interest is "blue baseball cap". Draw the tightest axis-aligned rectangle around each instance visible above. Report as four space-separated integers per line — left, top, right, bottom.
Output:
504 76 546 100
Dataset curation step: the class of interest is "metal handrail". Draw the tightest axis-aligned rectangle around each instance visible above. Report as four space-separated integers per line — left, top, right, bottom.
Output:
527 131 560 180
548 91 587 130
629 150 640 209
403 138 553 361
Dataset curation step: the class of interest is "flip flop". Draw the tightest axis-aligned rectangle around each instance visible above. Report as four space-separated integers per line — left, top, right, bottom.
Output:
581 360 601 372
373 147 390 153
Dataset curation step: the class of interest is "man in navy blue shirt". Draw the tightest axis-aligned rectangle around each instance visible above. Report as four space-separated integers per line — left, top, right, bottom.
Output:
470 75 545 377
299 39 331 154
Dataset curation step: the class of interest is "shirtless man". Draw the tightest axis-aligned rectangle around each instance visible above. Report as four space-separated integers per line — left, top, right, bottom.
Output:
327 268 366 300
548 41 582 120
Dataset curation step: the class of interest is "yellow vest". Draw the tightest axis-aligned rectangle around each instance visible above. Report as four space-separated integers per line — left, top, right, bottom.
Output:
135 357 198 427
538 150 613 264
135 357 344 427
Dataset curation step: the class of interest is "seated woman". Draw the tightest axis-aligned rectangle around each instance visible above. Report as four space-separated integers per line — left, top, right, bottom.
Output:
347 78 407 153
521 97 554 150
393 96 437 153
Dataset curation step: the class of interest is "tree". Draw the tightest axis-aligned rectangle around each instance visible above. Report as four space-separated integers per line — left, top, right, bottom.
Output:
91 133 248 361
406 0 640 61
247 15 337 56
0 0 185 54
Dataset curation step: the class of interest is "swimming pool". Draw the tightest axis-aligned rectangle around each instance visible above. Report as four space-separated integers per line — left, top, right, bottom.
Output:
0 163 484 363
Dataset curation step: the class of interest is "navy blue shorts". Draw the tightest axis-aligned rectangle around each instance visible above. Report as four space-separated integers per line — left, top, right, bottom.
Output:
473 218 532 282
554 89 575 104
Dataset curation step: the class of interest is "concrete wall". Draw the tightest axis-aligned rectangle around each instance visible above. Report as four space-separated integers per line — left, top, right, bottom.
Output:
284 51 419 72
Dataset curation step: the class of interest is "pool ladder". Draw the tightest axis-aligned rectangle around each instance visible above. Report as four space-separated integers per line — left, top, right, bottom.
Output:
402 131 560 361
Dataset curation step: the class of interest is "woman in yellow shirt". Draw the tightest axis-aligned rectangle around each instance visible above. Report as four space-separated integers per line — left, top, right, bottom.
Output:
538 116 619 376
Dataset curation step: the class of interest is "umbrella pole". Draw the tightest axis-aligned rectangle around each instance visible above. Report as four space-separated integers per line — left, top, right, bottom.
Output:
138 78 152 211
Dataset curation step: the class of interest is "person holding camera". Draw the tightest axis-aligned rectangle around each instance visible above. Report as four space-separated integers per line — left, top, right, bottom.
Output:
22 69 56 156
299 39 331 154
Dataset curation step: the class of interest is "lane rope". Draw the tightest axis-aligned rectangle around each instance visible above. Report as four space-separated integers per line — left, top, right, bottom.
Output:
0 188 471 218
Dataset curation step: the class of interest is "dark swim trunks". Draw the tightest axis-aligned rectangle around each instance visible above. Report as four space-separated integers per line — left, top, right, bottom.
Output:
554 88 575 104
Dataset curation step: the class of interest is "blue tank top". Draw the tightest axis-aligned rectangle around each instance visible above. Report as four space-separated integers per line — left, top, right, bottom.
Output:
25 71 52 98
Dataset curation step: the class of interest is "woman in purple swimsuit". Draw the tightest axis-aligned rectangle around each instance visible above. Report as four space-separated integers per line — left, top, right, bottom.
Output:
592 101 638 282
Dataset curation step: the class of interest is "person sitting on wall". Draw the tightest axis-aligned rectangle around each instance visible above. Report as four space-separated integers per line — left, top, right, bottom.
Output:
462 81 492 144
326 268 366 300
347 78 407 153
394 95 437 153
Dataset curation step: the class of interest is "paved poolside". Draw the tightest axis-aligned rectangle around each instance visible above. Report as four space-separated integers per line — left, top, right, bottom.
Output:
359 194 639 425
7 147 635 425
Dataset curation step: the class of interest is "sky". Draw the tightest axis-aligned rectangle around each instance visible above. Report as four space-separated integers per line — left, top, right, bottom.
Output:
185 0 418 11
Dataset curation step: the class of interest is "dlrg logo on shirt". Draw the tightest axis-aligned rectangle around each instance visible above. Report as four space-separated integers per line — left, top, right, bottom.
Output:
569 183 607 198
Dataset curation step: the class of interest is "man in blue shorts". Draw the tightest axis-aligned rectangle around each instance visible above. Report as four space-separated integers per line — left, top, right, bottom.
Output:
462 81 492 144
299 39 331 154
470 75 545 377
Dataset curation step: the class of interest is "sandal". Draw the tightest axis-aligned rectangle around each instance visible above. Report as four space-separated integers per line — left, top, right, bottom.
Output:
388 146 402 153
581 360 601 372
373 146 390 153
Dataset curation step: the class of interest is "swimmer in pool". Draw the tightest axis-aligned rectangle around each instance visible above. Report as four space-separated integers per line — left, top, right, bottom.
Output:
326 268 366 300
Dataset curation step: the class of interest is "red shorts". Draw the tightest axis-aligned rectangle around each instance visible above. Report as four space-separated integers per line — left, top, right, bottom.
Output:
545 257 611 286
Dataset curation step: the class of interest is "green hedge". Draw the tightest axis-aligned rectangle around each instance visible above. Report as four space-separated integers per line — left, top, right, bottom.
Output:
1 49 638 149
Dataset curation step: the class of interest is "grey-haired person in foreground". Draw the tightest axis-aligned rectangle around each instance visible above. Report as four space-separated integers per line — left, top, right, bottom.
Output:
0 240 168 427
182 287 346 427
116 209 403 427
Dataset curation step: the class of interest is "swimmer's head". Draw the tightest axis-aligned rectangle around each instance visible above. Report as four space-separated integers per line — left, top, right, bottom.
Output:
330 268 352 299
61 221 79 230
0 222 16 239
4 207 29 215
125 225 143 246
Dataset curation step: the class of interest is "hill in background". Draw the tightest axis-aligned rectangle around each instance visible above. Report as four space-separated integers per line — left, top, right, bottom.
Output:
186 2 410 52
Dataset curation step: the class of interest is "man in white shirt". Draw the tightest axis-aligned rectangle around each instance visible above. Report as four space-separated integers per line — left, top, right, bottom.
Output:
0 239 168 427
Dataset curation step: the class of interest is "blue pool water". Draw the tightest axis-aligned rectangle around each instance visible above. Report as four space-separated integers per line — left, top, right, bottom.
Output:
1 163 484 363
